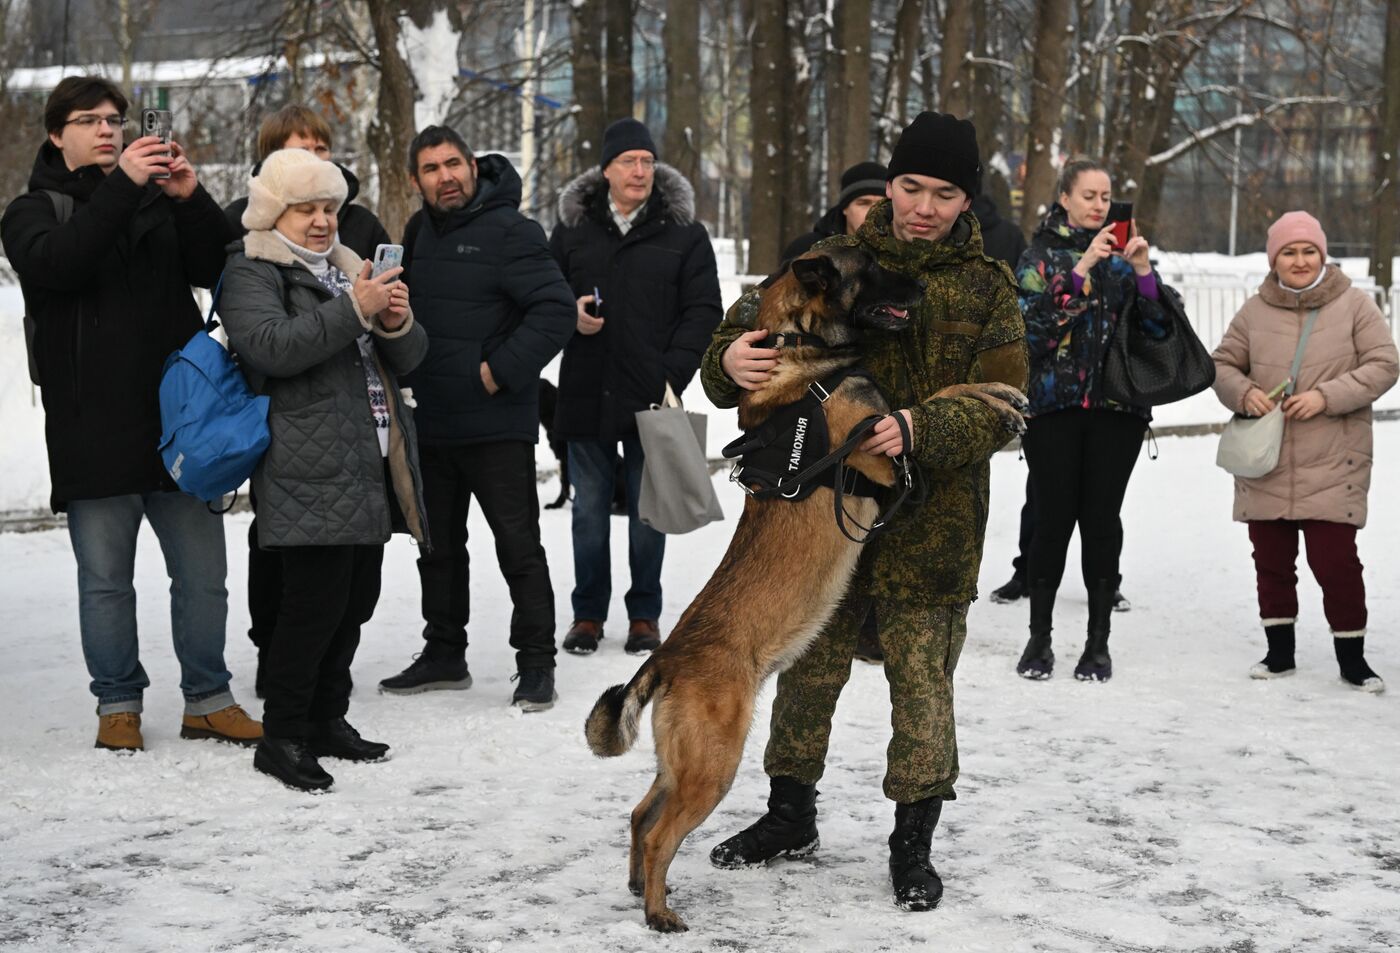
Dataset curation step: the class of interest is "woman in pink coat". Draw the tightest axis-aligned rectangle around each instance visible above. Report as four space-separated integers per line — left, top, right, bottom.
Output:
1212 211 1398 693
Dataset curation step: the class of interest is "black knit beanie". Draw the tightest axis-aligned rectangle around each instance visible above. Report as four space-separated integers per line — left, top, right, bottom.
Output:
886 112 981 197
835 161 889 211
600 118 658 170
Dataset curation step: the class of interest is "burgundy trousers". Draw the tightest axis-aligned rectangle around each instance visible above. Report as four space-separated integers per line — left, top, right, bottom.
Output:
1246 519 1366 632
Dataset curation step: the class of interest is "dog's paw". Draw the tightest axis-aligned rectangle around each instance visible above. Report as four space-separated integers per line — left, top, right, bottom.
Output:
646 908 689 933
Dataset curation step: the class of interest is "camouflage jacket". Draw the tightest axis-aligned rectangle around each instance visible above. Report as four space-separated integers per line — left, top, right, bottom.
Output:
700 201 1028 605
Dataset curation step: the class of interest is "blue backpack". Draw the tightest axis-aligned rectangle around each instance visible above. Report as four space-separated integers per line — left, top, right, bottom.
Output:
158 278 270 505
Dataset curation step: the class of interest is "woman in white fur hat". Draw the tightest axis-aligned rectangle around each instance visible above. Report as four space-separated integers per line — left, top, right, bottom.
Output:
219 148 431 791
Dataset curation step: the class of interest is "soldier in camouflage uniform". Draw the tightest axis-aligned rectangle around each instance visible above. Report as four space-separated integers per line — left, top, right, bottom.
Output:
701 112 1027 912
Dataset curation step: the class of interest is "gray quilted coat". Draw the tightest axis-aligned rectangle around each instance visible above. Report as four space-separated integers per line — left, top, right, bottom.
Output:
220 230 430 549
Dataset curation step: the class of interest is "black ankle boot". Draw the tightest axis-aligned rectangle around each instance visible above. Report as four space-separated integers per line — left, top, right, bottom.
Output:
1250 623 1297 678
309 717 390 762
709 776 819 868
1016 583 1056 679
889 797 944 911
1074 580 1116 682
1334 634 1385 693
254 736 334 792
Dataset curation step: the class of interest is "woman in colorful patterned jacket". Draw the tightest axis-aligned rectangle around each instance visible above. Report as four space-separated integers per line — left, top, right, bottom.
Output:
1012 158 1169 683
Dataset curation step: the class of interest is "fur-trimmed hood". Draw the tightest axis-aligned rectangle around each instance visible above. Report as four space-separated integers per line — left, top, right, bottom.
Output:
556 163 696 229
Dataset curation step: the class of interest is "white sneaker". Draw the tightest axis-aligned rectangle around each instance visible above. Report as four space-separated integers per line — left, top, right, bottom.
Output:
1344 674 1386 694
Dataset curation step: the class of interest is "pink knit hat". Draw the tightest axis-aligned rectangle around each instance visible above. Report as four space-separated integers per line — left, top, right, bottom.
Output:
1266 211 1327 269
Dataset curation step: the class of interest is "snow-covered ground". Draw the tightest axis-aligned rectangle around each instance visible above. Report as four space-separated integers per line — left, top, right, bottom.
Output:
2 424 1398 951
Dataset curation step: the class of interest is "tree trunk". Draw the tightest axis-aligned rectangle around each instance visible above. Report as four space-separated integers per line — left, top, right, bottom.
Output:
827 0 871 194
1106 0 1152 196
605 0 634 122
972 0 1009 206
1020 0 1073 233
570 0 606 171
366 0 418 241
663 0 702 187
749 0 789 275
938 0 971 116
1371 0 1400 291
884 0 922 132
781 0 812 251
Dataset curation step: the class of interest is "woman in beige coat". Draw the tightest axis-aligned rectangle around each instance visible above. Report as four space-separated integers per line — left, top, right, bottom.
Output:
1212 211 1398 692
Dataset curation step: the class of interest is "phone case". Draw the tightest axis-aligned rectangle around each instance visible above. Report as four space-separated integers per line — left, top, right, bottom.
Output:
142 109 173 179
372 244 404 278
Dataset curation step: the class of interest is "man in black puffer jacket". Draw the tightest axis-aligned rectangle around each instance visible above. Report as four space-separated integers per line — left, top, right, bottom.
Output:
549 118 723 657
377 125 575 712
1 76 256 752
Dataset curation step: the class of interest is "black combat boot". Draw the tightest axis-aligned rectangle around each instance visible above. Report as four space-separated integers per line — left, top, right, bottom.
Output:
889 797 944 911
1249 622 1297 679
1074 579 1116 682
378 640 472 694
709 776 819 868
309 717 390 762
1016 583 1056 679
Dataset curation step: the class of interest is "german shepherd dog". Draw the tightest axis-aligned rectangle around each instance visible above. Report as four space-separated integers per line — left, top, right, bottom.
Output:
585 246 1026 932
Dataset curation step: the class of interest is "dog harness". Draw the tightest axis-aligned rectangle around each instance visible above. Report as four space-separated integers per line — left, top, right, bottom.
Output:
722 367 923 543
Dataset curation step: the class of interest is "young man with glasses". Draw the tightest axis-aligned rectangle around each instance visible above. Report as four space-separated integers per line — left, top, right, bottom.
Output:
549 118 723 657
1 76 252 752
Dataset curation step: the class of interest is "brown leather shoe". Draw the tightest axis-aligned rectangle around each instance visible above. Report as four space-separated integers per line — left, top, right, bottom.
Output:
625 618 661 654
180 704 263 746
96 712 144 751
563 619 603 655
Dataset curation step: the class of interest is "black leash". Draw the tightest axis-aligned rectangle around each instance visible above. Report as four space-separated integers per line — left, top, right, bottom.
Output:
831 412 924 544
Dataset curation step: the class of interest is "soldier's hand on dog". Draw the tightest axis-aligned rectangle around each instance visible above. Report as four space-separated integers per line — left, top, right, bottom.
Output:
576 295 605 335
722 329 781 391
860 409 913 456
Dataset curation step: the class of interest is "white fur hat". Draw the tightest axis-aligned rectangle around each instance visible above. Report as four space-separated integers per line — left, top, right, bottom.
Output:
242 148 349 231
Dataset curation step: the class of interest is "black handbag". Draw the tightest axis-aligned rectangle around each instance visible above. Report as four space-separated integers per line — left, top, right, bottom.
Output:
1101 282 1215 406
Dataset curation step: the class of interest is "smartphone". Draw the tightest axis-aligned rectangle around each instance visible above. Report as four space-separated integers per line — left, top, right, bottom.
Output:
584 285 603 317
140 108 173 180
1106 200 1133 250
372 243 404 280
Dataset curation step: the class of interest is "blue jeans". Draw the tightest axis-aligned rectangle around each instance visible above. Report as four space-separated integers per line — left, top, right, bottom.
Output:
567 437 664 622
66 492 232 716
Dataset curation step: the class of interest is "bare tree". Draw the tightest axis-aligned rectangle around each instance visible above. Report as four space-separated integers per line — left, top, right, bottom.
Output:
1021 0 1074 233
663 0 702 186
750 0 793 275
570 0 606 170
879 0 922 139
94 0 161 91
365 0 418 240
938 0 972 116
1371 0 1400 290
826 0 872 195
605 0 634 121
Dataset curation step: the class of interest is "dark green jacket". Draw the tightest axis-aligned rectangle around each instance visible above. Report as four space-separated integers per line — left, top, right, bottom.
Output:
700 201 1027 605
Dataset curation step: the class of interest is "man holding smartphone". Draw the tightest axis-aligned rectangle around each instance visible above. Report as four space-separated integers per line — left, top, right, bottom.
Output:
2 76 252 752
548 118 723 657
377 125 575 711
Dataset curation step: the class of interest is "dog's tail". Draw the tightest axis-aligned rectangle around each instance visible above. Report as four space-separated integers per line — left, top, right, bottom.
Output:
585 658 663 757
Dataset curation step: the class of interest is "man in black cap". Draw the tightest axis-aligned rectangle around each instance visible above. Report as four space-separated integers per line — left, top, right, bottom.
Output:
549 117 723 657
699 111 1027 912
782 160 888 264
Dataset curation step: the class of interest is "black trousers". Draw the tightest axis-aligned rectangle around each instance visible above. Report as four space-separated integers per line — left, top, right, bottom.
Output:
1020 409 1147 592
262 543 383 739
416 441 556 670
1011 472 1035 578
246 515 280 650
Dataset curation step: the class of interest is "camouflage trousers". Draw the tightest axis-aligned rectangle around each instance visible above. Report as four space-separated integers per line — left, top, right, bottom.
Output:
763 595 968 803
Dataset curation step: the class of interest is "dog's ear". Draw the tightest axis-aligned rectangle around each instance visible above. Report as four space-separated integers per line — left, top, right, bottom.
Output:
791 254 840 299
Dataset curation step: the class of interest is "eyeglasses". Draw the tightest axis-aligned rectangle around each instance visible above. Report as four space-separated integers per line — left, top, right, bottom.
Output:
64 114 130 130
614 156 655 171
